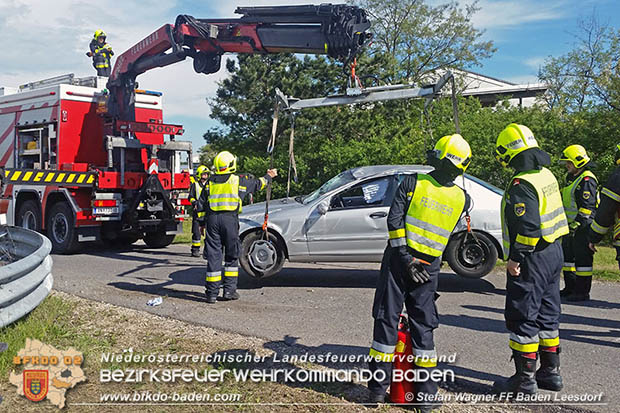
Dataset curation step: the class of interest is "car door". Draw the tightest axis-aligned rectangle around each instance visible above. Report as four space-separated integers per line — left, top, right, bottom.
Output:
305 176 395 261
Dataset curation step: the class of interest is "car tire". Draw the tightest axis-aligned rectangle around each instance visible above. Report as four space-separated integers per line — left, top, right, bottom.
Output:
240 230 285 278
47 202 79 254
143 233 175 248
445 231 498 279
16 199 42 231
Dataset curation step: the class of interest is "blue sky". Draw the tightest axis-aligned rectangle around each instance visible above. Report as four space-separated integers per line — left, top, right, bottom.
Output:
1 0 619 154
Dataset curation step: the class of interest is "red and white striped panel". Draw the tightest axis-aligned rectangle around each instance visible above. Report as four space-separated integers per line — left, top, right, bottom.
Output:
148 159 159 174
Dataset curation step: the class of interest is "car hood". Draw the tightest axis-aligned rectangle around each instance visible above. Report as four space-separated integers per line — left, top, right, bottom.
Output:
241 197 305 217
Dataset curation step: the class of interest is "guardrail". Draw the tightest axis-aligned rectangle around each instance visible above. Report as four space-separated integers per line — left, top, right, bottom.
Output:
0 226 53 328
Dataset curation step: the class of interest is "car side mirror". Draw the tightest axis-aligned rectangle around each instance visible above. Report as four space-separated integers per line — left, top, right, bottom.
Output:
317 202 329 215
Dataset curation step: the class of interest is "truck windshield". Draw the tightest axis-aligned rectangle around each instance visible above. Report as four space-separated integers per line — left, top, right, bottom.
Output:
302 170 356 204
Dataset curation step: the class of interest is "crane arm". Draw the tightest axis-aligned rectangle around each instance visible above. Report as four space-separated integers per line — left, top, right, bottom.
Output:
105 3 372 126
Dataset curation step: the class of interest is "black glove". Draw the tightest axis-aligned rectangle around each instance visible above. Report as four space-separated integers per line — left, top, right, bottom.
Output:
406 259 431 284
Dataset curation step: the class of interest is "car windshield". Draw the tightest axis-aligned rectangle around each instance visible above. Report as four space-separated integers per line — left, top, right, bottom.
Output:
302 170 356 204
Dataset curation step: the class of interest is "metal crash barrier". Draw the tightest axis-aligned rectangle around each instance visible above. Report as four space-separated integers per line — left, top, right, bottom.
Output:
0 226 53 328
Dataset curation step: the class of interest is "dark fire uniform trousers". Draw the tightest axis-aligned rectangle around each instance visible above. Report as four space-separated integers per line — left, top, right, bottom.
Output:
368 246 441 395
506 241 562 340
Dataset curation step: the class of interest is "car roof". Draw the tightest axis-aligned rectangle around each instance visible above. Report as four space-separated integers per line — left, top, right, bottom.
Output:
348 165 433 179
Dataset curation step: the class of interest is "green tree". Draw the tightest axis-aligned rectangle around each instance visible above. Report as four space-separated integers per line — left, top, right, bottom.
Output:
539 13 620 113
353 0 495 83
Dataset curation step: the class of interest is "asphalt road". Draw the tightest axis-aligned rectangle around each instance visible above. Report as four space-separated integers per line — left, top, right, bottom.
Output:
52 243 619 412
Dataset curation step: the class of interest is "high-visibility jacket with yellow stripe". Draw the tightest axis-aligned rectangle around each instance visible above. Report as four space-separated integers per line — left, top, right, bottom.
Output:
208 175 242 212
402 174 466 257
561 169 598 223
189 181 206 218
501 167 569 260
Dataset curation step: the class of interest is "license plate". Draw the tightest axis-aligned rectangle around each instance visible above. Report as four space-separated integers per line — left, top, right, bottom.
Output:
93 207 119 215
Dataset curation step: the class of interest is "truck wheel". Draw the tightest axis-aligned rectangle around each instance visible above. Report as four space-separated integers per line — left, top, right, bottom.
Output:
445 231 498 279
240 231 285 278
47 202 79 254
143 233 175 248
16 200 42 231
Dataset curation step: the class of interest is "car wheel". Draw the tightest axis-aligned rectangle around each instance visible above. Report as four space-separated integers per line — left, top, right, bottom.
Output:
16 199 42 231
143 233 175 248
445 231 498 279
47 202 79 254
240 230 285 278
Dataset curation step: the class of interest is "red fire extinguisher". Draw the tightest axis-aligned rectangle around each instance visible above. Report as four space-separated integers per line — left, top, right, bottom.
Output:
389 314 415 403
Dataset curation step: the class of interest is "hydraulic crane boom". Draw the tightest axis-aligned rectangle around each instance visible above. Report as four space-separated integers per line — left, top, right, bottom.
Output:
106 3 372 129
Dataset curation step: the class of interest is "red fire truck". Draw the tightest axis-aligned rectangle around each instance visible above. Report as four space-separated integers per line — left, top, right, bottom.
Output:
0 4 371 253
0 74 192 252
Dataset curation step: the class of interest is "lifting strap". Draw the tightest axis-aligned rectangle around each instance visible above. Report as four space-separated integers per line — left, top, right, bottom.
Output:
286 113 298 199
263 103 279 239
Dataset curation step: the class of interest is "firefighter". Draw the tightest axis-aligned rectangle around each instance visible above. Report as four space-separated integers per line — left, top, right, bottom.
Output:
493 124 568 396
189 165 209 257
589 143 620 272
197 151 277 303
558 145 598 301
87 30 114 77
368 134 472 411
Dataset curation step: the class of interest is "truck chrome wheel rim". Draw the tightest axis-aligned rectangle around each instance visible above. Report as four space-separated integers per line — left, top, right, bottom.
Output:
248 240 277 272
52 213 69 244
22 211 37 230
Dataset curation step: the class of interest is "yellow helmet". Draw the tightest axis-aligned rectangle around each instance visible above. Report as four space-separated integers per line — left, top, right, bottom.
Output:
430 134 472 172
195 164 209 178
560 144 590 169
213 151 237 174
94 29 106 40
495 123 539 167
615 143 620 165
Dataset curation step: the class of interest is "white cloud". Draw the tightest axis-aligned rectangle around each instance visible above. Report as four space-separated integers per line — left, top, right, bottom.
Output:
469 0 569 30
523 56 547 71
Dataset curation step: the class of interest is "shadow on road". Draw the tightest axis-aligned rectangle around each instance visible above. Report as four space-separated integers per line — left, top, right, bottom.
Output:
453 304 620 349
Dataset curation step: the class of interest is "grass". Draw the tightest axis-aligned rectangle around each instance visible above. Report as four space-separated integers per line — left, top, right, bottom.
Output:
592 245 619 281
172 219 192 244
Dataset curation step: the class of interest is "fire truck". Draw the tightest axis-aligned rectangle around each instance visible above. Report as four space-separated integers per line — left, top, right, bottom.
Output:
0 4 371 253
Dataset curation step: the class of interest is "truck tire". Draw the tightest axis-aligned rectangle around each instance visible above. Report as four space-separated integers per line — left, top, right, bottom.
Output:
143 232 175 248
240 230 285 279
445 231 498 279
16 199 42 232
47 202 79 254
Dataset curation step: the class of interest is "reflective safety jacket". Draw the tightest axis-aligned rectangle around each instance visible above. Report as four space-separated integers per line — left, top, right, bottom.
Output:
561 169 598 224
189 180 206 218
589 166 620 245
388 173 467 259
197 173 270 214
501 167 569 261
89 39 113 69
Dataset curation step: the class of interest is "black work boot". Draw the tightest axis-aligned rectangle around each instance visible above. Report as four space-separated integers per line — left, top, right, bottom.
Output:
493 351 538 395
560 271 576 297
567 276 592 302
221 291 240 301
191 248 201 257
536 346 563 391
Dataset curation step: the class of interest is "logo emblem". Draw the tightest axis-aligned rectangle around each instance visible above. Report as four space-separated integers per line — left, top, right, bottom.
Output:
583 191 591 200
23 370 48 402
514 203 526 217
